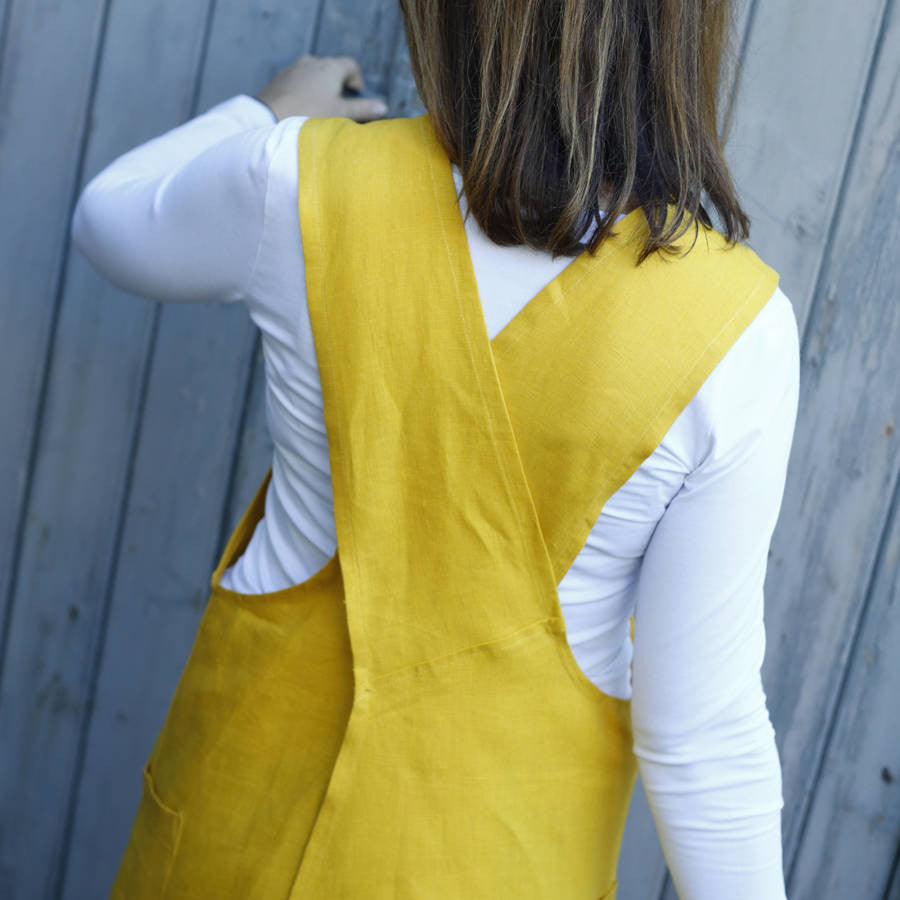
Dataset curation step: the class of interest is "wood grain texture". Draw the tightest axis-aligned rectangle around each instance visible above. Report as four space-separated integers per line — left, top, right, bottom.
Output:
724 0 890 326
887 854 900 900
789 470 899 898
618 775 669 900
0 0 109 700
313 0 400 95
773 0 900 885
0 0 13 95
0 2 215 896
385 12 426 118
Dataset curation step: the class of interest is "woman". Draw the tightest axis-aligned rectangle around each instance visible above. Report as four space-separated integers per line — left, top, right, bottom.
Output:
73 2 798 898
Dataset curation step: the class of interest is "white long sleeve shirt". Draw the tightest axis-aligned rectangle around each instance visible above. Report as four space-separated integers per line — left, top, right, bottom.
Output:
71 94 798 898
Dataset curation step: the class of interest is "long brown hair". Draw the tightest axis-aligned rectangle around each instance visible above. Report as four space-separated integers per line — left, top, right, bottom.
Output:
398 0 750 263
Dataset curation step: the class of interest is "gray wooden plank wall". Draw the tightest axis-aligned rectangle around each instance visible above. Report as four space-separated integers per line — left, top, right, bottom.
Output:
0 0 896 896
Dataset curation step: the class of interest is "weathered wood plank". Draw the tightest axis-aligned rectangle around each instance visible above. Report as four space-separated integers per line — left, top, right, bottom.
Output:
314 0 400 95
0 1 216 897
758 1 899 882
385 12 426 118
774 2 900 891
788 469 899 898
720 0 757 138
0 0 14 78
724 0 890 327
617 777 668 900
58 1 325 895
0 0 108 678
888 854 900 900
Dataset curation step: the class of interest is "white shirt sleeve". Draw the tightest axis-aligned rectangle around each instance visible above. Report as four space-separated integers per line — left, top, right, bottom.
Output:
630 287 800 899
71 94 284 304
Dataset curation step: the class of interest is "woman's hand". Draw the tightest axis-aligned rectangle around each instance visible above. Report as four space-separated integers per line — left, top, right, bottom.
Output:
256 54 388 123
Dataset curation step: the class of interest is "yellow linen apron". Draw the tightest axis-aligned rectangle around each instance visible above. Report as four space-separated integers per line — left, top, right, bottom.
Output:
111 114 778 899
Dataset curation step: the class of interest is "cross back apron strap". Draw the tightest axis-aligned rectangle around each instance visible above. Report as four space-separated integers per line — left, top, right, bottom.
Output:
299 113 779 666
110 114 778 900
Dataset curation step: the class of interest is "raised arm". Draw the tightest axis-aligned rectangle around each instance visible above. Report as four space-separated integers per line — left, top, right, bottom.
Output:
71 95 282 304
630 286 800 898
71 55 386 304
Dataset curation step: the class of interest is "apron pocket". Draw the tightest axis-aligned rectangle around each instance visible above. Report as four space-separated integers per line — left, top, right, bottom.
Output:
111 760 183 899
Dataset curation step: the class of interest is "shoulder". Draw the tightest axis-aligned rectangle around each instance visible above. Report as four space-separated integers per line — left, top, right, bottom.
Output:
250 112 310 196
655 283 801 474
297 112 430 153
266 114 430 194
693 283 800 466
296 113 439 193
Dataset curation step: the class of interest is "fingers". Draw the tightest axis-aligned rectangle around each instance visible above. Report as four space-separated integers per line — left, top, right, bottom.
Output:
342 96 390 122
333 55 365 92
263 52 387 121
329 56 388 121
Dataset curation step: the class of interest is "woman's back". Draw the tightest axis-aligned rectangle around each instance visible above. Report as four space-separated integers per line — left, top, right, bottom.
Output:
72 93 797 897
204 99 796 702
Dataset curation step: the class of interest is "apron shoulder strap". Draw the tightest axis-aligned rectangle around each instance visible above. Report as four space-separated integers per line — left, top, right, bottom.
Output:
491 212 779 579
299 113 563 679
